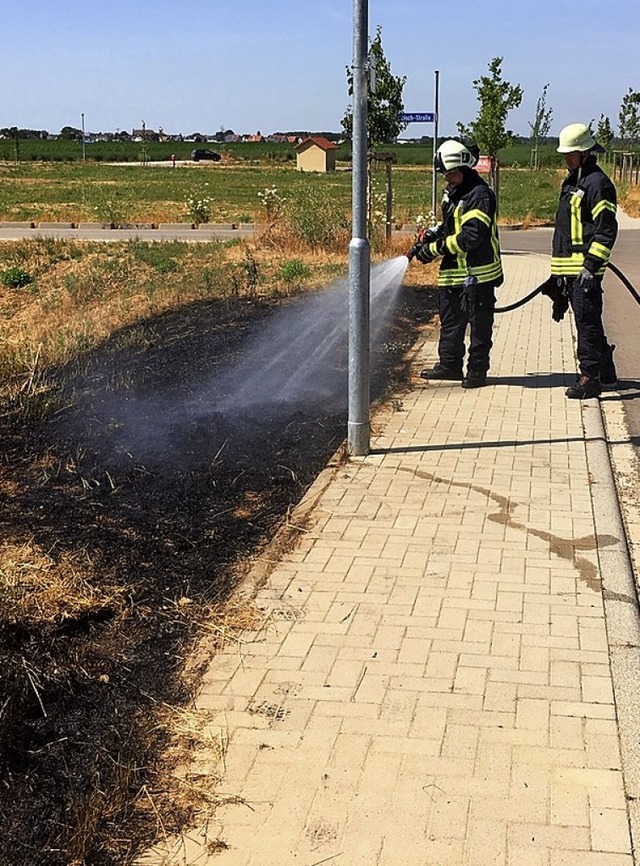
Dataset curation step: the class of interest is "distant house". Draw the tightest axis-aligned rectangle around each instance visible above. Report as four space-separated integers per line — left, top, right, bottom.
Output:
295 136 338 172
131 128 159 142
243 131 265 143
267 133 302 145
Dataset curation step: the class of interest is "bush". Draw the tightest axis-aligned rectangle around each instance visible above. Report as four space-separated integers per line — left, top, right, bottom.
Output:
1 267 33 289
284 184 349 248
186 192 211 225
130 241 181 273
279 258 310 288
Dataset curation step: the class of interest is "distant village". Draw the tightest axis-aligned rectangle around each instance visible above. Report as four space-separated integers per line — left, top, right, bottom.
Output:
0 125 343 145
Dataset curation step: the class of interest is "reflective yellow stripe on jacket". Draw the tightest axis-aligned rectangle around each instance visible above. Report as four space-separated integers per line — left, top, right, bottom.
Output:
551 192 615 276
437 208 502 286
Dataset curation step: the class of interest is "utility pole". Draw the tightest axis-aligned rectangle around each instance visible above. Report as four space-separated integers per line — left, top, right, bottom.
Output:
347 0 370 456
81 113 86 162
431 70 440 220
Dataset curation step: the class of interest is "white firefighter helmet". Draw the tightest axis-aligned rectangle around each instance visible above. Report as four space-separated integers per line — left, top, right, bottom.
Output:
434 140 477 173
557 122 605 153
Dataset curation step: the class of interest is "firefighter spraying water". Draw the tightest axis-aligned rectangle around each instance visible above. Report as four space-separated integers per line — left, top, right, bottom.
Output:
405 139 503 389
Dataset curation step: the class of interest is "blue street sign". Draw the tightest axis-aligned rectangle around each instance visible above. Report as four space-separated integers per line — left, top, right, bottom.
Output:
399 112 435 123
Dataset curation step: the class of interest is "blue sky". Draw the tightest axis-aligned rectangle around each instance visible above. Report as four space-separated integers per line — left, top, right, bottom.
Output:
3 0 638 138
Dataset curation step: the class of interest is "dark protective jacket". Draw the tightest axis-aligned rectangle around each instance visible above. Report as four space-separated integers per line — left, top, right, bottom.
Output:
551 158 618 277
429 169 503 288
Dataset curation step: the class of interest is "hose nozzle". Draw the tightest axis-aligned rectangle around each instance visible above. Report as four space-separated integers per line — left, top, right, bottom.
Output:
405 239 422 261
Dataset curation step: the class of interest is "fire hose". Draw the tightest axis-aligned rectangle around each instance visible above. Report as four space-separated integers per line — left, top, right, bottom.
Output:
493 262 640 314
404 235 640 314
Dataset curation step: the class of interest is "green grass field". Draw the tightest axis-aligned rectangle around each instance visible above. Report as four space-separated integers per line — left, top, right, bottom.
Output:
0 159 565 226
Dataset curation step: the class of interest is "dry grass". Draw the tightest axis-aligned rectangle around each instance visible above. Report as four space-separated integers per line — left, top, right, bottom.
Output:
621 185 640 217
0 231 413 404
0 539 126 628
0 228 413 646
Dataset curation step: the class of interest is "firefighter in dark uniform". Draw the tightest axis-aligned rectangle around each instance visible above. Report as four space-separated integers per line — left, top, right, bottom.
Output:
551 122 618 399
412 140 503 389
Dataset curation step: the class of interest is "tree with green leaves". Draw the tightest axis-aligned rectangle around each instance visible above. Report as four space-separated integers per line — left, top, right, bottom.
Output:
59 126 83 141
342 25 407 147
618 87 640 149
458 57 523 160
528 83 553 169
596 115 614 152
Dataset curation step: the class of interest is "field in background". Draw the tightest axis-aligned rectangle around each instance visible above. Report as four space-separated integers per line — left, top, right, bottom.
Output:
0 138 568 167
0 159 565 226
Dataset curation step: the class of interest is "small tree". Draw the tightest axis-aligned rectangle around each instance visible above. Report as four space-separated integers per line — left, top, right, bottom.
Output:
458 57 523 195
596 114 614 153
528 83 553 169
463 57 523 157
618 87 640 149
342 25 407 147
59 126 83 141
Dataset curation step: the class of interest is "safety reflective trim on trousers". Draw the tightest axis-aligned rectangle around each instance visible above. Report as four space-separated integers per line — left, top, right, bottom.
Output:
588 241 611 262
592 199 617 218
460 209 491 228
570 194 583 247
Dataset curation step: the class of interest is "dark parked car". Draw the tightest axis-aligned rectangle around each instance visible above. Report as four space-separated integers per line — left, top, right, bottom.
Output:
191 149 221 162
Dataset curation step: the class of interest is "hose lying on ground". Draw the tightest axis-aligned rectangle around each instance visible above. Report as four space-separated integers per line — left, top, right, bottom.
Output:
494 262 640 314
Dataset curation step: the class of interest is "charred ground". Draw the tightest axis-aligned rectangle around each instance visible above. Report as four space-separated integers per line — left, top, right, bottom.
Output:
0 282 436 865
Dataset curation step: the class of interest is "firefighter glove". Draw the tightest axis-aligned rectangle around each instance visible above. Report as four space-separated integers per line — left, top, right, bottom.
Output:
540 276 569 322
460 275 478 316
415 244 436 264
576 267 596 291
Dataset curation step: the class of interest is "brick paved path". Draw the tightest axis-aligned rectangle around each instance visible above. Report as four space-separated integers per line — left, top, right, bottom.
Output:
142 251 634 866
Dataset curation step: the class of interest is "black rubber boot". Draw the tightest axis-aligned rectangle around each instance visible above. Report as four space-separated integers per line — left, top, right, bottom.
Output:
565 375 601 399
600 344 618 390
420 364 463 381
461 373 488 389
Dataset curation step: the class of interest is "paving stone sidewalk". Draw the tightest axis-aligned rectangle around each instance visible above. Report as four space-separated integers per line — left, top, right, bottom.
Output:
142 251 635 866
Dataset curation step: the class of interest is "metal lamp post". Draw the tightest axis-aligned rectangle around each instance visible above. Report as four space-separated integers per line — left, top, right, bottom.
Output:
81 113 86 162
347 0 370 456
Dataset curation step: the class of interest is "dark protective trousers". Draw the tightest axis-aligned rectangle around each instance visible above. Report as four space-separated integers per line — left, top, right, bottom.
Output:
437 282 496 375
567 277 613 378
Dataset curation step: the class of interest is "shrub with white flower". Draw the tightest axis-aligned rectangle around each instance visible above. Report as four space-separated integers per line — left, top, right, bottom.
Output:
186 192 211 225
257 186 285 219
367 174 388 231
415 210 437 229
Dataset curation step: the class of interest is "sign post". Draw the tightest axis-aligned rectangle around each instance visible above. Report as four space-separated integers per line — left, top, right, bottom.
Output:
432 70 440 220
398 106 438 219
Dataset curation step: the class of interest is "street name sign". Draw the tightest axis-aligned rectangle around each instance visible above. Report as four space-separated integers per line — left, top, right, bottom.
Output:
399 112 435 123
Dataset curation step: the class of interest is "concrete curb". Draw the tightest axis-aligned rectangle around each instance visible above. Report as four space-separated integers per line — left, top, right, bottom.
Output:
583 398 640 861
0 221 257 232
